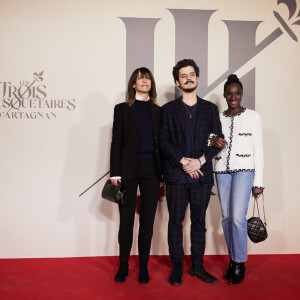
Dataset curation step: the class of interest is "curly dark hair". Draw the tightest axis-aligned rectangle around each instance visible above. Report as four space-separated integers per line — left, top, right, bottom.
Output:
224 74 243 92
172 59 200 83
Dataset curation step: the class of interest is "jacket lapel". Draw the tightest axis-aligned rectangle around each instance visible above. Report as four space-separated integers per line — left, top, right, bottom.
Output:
149 103 159 134
129 103 139 131
175 97 185 134
195 96 204 136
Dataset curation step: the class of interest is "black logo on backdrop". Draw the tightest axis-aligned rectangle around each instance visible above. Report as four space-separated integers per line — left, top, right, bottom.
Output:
0 71 76 120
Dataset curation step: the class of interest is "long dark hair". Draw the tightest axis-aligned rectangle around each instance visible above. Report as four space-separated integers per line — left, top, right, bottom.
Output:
126 67 158 106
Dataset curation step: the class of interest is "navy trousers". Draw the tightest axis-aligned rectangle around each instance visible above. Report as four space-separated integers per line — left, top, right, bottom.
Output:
166 183 211 266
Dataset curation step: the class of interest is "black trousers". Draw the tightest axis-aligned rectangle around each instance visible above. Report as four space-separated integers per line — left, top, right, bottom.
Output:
118 159 160 263
166 183 212 266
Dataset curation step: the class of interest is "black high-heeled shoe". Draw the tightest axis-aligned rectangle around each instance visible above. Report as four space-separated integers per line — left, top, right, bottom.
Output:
115 262 128 283
224 258 235 280
139 263 150 284
229 262 245 285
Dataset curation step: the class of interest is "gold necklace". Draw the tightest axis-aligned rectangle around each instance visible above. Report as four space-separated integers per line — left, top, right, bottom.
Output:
184 103 197 118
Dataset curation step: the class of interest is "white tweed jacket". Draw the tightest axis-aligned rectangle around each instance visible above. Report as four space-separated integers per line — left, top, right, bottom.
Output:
212 108 264 188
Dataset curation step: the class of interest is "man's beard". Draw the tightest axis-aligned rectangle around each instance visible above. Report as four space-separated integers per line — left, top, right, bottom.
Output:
181 86 197 93
180 80 197 93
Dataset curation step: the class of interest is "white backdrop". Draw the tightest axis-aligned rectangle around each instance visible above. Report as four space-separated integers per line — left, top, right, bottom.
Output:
1 0 300 258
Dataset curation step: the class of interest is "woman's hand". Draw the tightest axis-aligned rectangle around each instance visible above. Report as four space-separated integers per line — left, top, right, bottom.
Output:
252 187 263 199
111 178 121 186
210 137 228 149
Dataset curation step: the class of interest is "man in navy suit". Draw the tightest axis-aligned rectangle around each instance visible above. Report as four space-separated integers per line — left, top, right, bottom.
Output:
160 59 223 286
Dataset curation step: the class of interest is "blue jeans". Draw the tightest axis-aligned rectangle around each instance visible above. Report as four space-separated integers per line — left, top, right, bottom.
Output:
216 172 253 263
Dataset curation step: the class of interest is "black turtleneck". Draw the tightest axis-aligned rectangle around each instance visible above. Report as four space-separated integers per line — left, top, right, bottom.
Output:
135 100 155 159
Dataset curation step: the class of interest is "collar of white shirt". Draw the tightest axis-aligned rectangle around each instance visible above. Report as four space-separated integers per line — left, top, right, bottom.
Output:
135 94 150 101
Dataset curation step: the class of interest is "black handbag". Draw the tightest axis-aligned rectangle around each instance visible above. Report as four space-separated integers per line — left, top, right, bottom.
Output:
247 194 268 243
101 179 126 205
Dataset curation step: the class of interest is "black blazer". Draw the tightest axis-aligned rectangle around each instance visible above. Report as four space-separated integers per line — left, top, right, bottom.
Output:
159 96 223 185
110 101 163 182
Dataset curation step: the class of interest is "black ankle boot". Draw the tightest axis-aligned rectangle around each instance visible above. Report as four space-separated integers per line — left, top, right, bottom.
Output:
115 262 128 283
169 262 183 286
139 263 150 284
229 262 245 285
190 264 218 283
224 258 235 280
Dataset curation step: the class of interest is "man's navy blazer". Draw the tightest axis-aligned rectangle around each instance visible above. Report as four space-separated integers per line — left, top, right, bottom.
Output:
159 96 223 185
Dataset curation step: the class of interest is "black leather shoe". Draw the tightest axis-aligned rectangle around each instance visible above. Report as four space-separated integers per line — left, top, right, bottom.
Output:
229 262 245 285
190 264 218 283
115 262 128 283
169 262 183 286
224 258 235 280
139 263 150 284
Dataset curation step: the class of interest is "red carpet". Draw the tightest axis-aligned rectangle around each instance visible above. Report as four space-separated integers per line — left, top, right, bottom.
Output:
1 255 300 299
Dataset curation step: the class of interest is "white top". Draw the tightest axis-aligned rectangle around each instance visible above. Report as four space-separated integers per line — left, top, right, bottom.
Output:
135 94 150 101
213 108 264 188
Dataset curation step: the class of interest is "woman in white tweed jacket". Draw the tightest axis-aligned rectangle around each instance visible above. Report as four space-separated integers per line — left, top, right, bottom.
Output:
210 74 264 285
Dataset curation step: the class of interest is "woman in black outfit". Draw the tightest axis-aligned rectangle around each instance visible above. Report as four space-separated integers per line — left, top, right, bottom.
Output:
110 67 163 284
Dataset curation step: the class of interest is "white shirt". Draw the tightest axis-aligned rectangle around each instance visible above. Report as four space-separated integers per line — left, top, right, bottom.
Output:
135 94 150 101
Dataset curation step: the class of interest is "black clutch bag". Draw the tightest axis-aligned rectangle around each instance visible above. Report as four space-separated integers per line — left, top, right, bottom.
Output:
247 194 268 243
101 179 126 205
